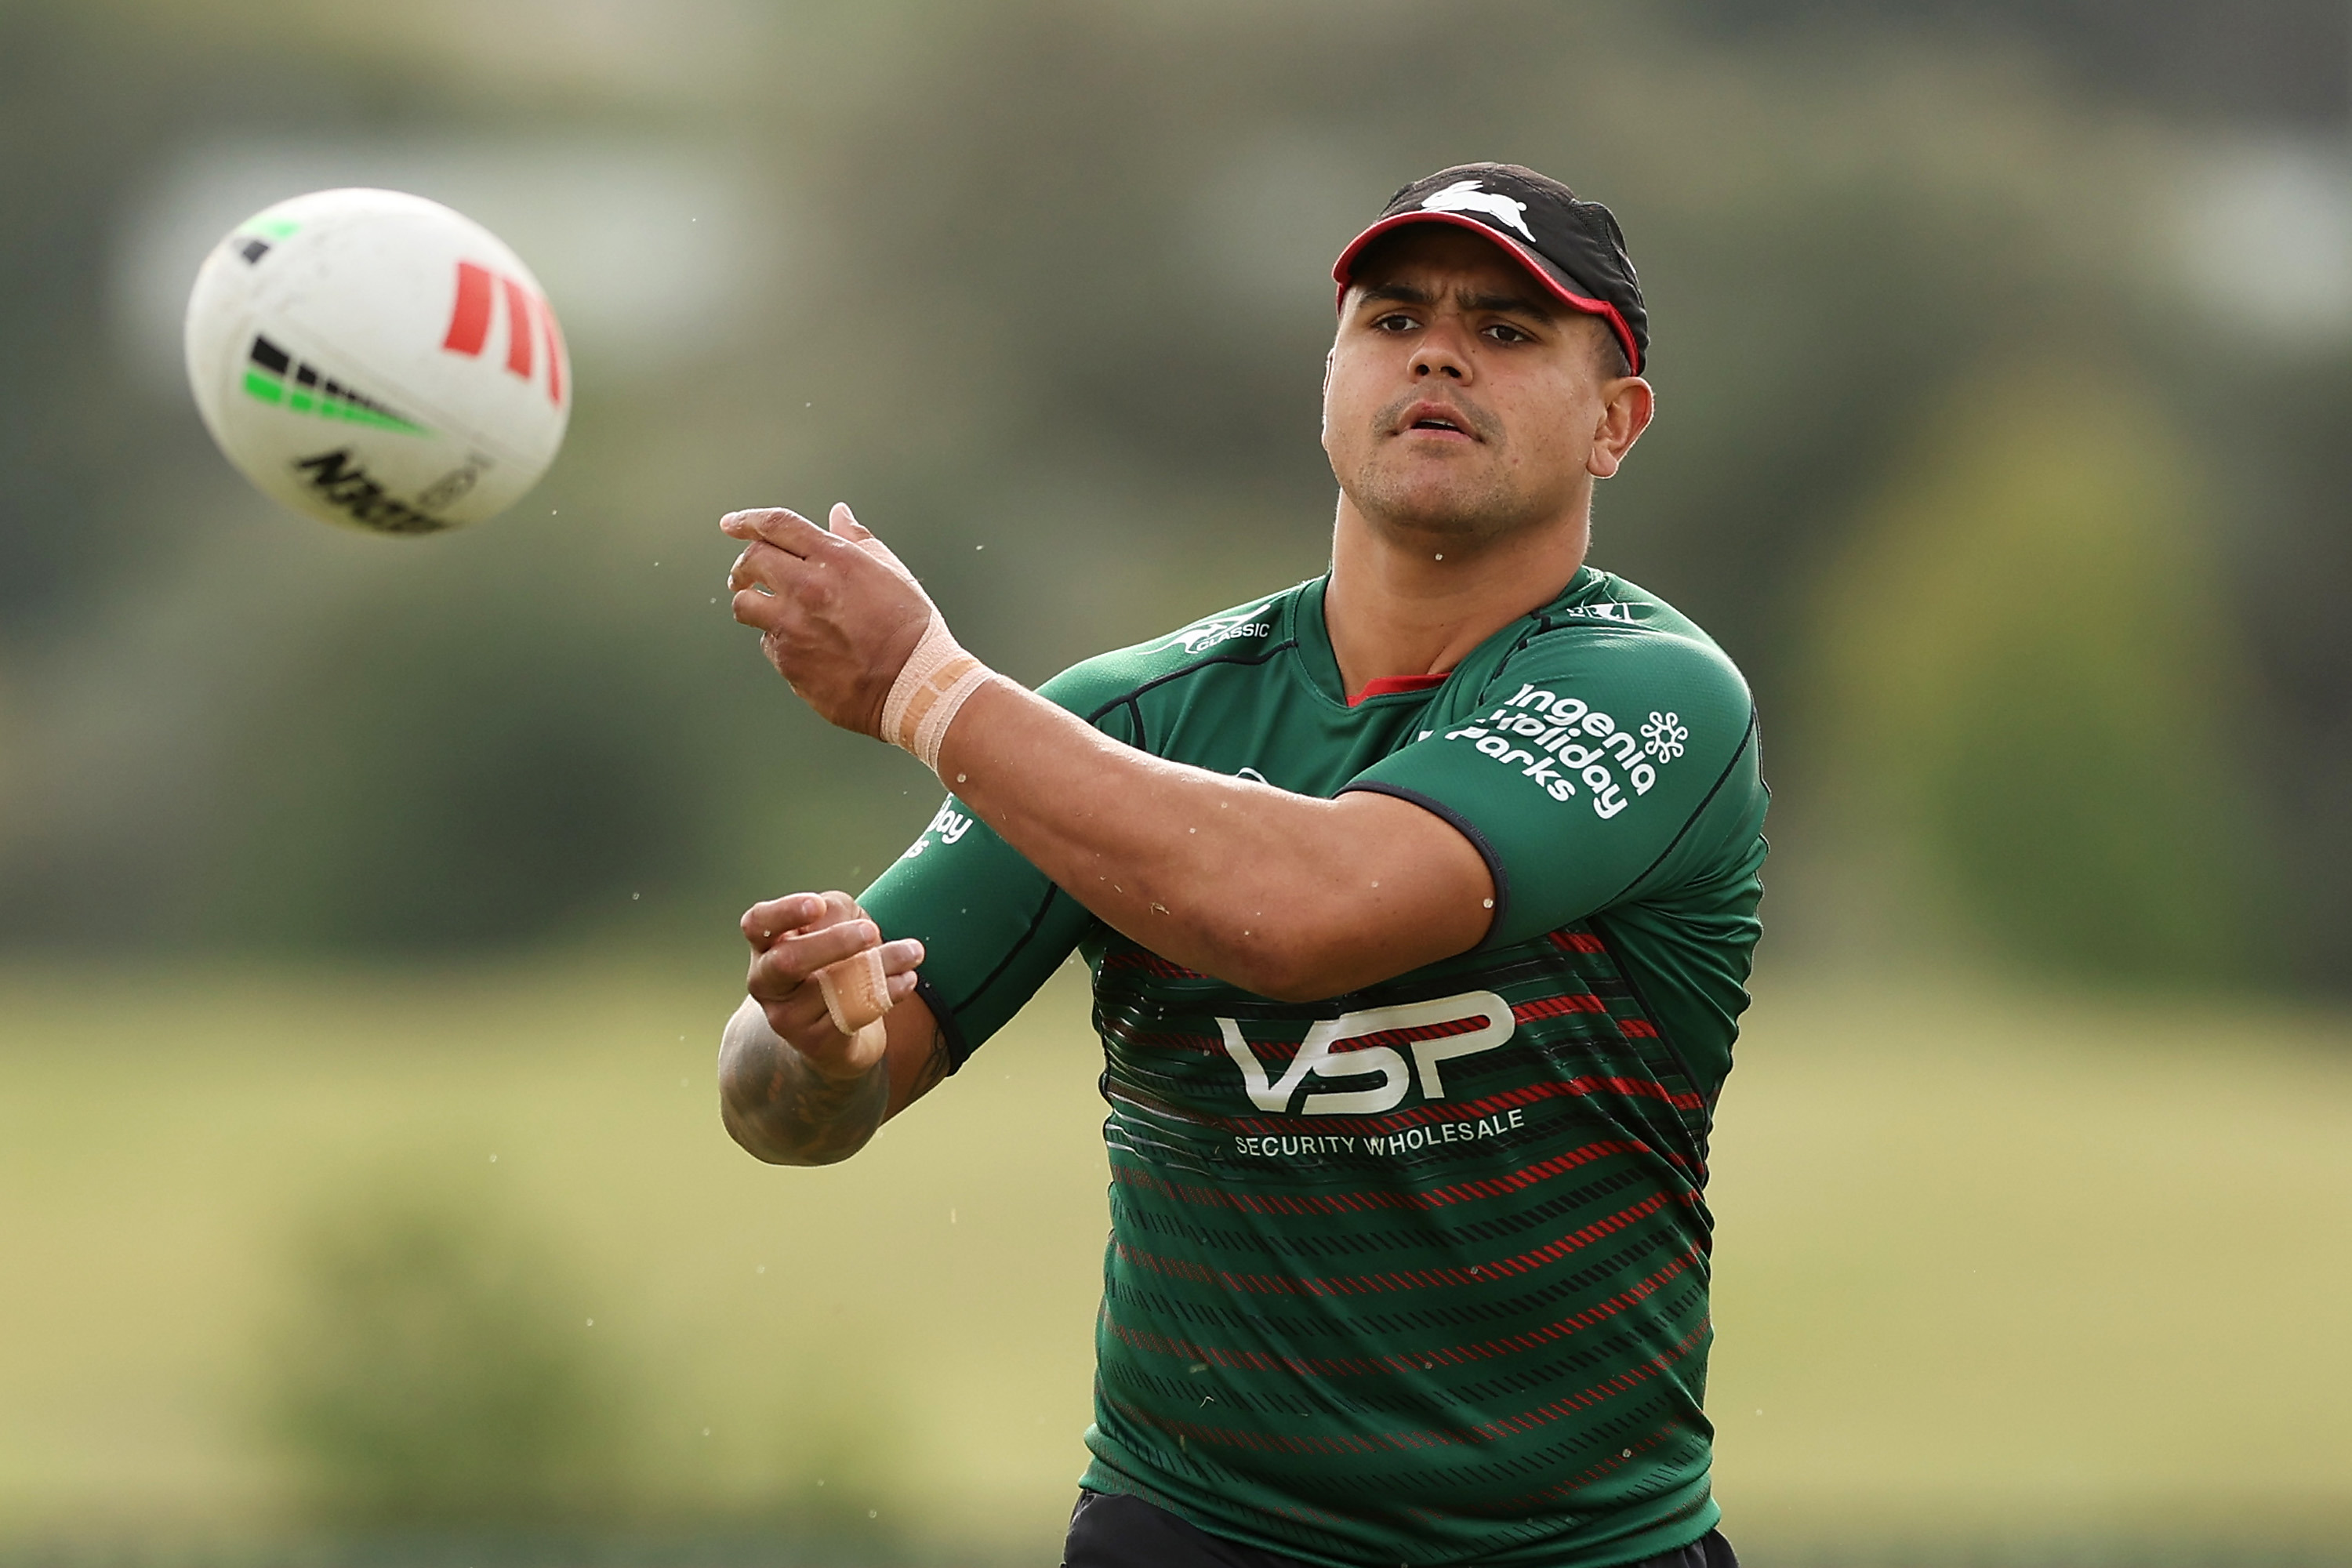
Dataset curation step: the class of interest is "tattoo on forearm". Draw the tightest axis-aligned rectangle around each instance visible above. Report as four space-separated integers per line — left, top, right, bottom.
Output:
909 1023 953 1102
771 1049 891 1165
722 1019 889 1166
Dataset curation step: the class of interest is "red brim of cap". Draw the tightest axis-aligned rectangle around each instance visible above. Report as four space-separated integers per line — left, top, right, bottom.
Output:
1330 210 1642 376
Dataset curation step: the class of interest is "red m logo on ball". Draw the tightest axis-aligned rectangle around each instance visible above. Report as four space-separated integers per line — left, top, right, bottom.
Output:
441 260 567 405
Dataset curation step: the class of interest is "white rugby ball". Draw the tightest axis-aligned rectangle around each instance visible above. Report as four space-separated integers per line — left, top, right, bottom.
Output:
183 187 570 535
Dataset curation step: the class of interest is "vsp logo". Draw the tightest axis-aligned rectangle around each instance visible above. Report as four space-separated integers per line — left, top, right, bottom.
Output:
441 260 568 406
1218 992 1514 1116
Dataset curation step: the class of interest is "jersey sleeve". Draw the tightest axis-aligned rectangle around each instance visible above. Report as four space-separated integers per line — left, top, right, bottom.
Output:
855 658 1142 1070
1341 626 1760 948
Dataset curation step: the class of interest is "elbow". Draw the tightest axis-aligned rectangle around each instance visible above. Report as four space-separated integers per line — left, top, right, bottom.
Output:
1216 925 1364 1004
715 999 851 1167
716 1012 784 1162
720 1087 868 1167
720 1099 798 1165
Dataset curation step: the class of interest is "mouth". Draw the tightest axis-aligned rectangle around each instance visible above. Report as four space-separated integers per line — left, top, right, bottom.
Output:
1394 400 1481 441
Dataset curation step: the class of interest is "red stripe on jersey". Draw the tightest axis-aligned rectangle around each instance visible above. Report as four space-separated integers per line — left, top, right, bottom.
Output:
1104 1243 1702 1378
1108 1136 1662 1216
1103 1317 1710 1454
1112 1188 1688 1298
1514 993 1609 1021
1331 1014 1495 1051
1158 1070 1705 1134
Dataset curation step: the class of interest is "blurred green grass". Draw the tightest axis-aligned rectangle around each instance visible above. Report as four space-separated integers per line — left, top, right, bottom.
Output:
1 960 2347 1559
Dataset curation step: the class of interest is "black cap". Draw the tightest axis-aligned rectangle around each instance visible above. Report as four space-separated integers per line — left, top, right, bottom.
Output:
1332 163 1648 375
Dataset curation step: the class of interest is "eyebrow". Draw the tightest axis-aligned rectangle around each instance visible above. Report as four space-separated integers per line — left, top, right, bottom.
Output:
1357 279 1562 321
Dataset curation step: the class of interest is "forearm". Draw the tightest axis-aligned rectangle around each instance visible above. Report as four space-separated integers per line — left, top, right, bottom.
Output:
938 681 1467 998
718 1000 891 1166
716 505 1486 998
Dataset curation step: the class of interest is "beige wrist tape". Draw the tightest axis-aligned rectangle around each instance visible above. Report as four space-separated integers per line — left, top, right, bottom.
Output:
816 945 891 1035
881 611 993 775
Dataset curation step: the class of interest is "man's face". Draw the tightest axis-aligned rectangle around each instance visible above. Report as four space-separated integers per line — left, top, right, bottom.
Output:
1322 226 1628 546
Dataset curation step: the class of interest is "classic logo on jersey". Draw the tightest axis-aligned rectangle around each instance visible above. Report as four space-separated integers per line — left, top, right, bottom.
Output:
1419 179 1536 241
1218 991 1512 1116
1555 601 1642 623
1150 601 1281 658
898 798 976 859
1441 684 1689 819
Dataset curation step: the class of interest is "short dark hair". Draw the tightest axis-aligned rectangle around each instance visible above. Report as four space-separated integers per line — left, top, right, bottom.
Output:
1592 319 1632 381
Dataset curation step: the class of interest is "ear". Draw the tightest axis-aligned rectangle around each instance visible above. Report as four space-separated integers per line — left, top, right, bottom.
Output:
1586 377 1655 481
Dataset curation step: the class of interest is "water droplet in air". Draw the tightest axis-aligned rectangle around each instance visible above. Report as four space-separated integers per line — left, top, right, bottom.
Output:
867 1510 877 1519
586 1318 595 1327
757 1265 767 1275
702 1428 712 1437
632 892 641 901
1482 898 1494 909
488 1154 498 1163
1621 1447 1632 1457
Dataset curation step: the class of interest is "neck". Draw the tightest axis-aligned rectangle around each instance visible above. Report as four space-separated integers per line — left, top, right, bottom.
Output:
1323 495 1590 695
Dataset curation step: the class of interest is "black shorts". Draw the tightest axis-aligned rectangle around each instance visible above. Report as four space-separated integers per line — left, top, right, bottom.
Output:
1062 1490 1739 1568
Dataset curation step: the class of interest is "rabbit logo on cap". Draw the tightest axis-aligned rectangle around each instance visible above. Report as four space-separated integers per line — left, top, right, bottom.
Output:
1417 179 1535 241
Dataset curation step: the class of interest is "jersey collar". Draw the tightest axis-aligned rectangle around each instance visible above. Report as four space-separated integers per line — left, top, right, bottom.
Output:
1298 565 1606 710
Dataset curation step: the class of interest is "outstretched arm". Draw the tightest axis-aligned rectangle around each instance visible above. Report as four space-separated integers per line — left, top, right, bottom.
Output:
718 891 953 1164
931 684 1490 999
723 509 1494 1001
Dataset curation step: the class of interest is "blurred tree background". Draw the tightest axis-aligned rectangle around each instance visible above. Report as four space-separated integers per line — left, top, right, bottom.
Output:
2 0 2347 989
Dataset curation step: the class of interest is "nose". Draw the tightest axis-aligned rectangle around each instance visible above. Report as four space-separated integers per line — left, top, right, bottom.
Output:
1410 323 1472 382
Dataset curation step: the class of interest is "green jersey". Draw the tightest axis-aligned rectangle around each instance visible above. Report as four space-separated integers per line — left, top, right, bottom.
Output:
862 568 1766 1568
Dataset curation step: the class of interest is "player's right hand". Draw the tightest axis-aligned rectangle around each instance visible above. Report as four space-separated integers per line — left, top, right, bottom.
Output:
740 891 924 1080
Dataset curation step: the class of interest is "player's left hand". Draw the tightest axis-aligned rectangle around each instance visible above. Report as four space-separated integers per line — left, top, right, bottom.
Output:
722 503 937 737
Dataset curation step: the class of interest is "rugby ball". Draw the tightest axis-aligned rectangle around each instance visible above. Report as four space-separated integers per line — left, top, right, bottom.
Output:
183 187 570 535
